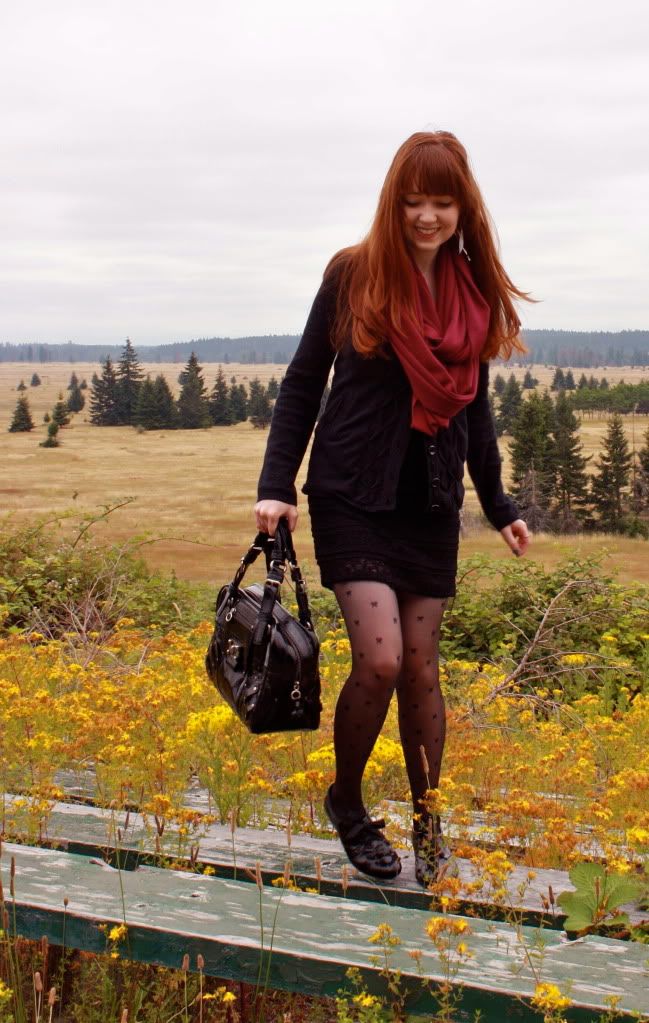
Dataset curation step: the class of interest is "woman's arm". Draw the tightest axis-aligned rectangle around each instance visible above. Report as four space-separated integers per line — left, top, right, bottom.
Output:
256 275 338 519
465 361 521 531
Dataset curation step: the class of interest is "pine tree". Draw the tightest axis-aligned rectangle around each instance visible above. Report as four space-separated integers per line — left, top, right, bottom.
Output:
30 372 41 387
248 377 273 428
89 357 120 425
135 375 179 429
577 373 589 390
116 338 143 425
522 370 537 389
134 377 158 429
67 381 85 413
590 414 632 531
563 369 576 390
8 395 34 432
51 392 71 428
638 424 649 476
177 353 211 428
17 379 27 391
39 422 60 448
509 393 556 529
551 392 590 530
67 371 79 390
267 376 280 400
550 368 566 391
209 366 232 425
496 374 523 436
600 377 609 390
492 373 506 396
153 375 179 429
80 378 88 390
228 379 248 423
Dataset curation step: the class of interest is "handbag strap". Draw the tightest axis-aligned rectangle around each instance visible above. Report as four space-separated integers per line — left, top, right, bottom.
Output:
222 519 316 671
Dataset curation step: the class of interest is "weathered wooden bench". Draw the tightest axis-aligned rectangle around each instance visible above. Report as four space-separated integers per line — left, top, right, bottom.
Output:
2 799 648 1021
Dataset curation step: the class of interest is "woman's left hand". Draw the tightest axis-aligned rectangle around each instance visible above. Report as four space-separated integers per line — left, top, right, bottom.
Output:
500 519 530 557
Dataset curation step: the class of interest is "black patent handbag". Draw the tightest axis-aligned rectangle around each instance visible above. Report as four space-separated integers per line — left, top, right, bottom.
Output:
205 519 321 734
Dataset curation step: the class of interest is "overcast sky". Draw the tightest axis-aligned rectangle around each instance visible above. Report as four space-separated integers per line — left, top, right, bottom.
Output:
2 0 648 345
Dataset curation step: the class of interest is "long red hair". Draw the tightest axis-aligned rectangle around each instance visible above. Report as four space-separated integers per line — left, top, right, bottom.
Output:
325 131 531 360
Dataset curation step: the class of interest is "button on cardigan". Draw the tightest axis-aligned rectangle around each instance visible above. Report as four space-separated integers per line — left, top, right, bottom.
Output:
257 273 519 531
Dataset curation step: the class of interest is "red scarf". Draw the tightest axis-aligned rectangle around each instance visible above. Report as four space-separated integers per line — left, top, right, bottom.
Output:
389 246 491 433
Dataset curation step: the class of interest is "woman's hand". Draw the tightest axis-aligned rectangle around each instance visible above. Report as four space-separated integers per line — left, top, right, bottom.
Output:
254 500 298 536
500 519 530 557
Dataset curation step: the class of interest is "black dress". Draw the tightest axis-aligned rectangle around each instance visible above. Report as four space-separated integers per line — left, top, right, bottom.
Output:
308 428 460 598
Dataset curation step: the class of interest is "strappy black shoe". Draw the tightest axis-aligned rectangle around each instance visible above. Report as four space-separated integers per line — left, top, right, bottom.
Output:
412 814 457 887
324 785 402 880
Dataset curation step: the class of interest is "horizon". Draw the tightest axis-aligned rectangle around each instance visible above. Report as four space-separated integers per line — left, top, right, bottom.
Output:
2 1 648 345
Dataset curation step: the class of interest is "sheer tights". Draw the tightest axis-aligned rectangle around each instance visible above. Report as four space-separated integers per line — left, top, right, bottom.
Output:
330 581 447 820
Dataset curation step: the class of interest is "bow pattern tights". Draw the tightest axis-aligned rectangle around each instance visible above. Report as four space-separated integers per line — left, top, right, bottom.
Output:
330 581 448 819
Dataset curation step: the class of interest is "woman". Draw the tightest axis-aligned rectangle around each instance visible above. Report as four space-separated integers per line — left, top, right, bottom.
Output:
254 131 530 885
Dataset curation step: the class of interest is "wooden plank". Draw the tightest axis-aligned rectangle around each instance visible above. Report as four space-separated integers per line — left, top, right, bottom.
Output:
7 796 646 928
1 843 648 1022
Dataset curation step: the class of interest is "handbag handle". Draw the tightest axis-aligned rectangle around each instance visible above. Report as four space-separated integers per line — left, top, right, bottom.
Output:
220 518 316 671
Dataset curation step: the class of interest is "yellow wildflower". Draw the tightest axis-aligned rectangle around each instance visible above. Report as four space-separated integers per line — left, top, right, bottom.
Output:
531 982 571 1013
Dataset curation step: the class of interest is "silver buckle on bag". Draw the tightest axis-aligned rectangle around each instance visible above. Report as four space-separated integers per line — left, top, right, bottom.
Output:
226 637 242 666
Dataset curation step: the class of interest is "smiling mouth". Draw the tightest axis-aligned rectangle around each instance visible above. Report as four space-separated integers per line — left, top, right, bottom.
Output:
414 226 440 235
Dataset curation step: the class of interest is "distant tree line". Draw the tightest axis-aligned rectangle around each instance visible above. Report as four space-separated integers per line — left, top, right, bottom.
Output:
88 340 280 430
3 328 649 367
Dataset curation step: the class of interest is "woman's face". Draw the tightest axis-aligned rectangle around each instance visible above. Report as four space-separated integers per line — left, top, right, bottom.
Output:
401 192 460 263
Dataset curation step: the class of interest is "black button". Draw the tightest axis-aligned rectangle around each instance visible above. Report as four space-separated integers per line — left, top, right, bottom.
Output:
428 445 436 455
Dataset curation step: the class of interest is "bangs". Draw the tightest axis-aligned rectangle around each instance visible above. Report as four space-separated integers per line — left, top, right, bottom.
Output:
400 143 465 200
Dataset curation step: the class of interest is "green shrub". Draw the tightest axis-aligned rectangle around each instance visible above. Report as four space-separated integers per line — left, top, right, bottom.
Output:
0 512 212 637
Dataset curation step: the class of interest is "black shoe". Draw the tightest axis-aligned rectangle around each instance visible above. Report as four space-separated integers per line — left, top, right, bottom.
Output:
412 814 456 887
324 785 402 880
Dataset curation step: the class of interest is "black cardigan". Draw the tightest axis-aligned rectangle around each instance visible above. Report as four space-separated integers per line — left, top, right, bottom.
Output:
257 273 519 531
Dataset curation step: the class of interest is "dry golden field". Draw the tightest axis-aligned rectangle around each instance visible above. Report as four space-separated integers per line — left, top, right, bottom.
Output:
3 360 649 587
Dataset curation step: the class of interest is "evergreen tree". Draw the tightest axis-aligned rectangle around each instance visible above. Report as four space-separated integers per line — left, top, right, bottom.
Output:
495 374 523 436
638 423 649 476
588 375 599 389
43 411 50 423
8 395 34 432
563 369 576 390
67 381 85 413
550 368 566 391
551 392 590 530
134 377 157 429
492 373 506 396
51 392 71 428
39 422 60 448
153 375 179 429
522 370 537 389
135 375 179 430
590 414 632 531
89 358 120 425
267 376 280 400
228 380 248 422
30 372 42 387
209 366 232 425
177 353 211 428
67 371 79 390
509 393 556 528
80 378 88 390
116 338 143 424
577 373 589 390
16 379 27 391
600 377 609 390
248 377 273 428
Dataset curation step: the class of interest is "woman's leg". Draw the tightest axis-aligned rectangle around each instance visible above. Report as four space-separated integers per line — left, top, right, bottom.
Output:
330 581 403 814
395 593 449 818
